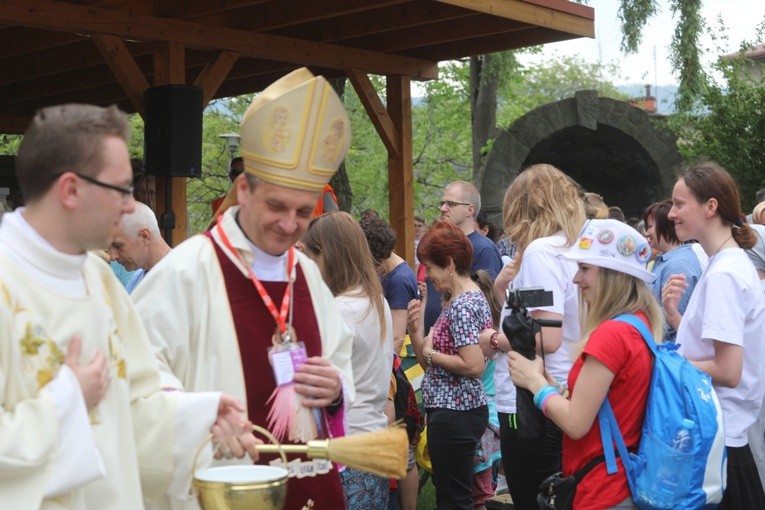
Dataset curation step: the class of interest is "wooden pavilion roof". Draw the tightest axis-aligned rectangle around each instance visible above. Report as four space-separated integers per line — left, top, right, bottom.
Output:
0 0 593 254
0 0 594 134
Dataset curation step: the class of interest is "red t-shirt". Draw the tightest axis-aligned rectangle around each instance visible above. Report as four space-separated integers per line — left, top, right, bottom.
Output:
564 312 652 510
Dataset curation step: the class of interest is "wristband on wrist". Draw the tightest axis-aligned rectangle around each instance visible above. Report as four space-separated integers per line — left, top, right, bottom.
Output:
489 331 503 352
540 392 557 417
533 384 557 410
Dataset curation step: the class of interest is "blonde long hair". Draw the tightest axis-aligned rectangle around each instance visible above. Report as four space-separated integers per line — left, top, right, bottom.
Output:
302 211 387 339
576 266 664 355
503 164 586 270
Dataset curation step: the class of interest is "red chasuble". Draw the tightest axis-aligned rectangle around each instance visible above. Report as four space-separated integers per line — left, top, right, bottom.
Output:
207 233 347 510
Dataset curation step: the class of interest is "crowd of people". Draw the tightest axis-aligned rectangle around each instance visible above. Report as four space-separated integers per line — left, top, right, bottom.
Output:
2 64 765 510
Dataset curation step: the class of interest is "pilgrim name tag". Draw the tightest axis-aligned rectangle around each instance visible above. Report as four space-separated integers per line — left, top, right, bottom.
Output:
269 341 308 386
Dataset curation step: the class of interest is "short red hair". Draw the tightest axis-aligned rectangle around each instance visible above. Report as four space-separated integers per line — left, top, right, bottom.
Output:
416 220 473 275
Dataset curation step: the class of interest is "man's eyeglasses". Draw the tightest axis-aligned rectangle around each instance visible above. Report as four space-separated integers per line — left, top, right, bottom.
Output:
74 172 135 197
438 200 470 208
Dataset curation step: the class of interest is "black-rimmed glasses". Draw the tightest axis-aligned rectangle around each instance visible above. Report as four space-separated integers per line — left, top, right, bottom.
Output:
438 200 470 208
75 172 134 197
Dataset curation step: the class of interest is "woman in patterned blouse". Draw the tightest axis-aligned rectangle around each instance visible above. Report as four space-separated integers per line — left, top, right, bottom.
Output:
408 220 491 509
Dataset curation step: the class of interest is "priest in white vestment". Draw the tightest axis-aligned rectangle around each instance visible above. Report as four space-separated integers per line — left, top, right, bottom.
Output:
134 68 357 510
0 103 258 510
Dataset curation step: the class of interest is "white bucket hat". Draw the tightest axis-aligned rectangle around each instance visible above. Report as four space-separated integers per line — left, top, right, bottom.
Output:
562 218 655 283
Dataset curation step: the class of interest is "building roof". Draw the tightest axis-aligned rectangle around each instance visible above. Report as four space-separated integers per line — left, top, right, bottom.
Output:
0 0 594 133
724 43 765 62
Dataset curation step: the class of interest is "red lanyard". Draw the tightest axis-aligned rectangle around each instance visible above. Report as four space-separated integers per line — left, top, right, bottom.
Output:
215 215 295 335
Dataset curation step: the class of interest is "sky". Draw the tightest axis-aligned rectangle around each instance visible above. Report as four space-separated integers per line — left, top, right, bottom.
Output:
519 0 765 87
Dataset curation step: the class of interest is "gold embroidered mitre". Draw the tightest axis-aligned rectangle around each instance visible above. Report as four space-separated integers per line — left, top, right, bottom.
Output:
240 68 351 191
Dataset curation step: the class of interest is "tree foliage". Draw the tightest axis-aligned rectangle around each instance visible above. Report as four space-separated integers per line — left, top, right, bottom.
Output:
126 97 248 234
615 0 705 109
344 63 473 222
668 24 765 211
343 55 631 220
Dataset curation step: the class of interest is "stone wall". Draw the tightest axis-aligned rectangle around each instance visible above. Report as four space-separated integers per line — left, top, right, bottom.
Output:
481 90 682 227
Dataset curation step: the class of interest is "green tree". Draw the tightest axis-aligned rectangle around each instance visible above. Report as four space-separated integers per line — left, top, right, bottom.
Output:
668 30 765 212
187 97 251 234
0 135 21 156
615 0 705 110
344 56 630 219
344 64 474 221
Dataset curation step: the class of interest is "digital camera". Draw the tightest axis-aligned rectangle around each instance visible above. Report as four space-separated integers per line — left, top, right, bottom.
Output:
506 287 554 309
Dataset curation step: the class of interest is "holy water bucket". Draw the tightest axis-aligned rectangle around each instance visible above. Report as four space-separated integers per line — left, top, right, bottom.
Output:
192 425 288 510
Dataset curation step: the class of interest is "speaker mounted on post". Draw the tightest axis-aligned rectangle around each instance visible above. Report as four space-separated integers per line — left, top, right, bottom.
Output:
144 84 203 178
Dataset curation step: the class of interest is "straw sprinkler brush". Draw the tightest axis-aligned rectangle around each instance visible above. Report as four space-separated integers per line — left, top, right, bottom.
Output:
257 426 408 479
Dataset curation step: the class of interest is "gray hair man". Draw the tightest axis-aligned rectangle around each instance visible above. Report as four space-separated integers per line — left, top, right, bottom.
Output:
424 180 503 330
109 201 171 293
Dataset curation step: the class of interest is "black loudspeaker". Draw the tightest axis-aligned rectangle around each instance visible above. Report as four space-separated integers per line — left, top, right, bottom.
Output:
144 84 203 177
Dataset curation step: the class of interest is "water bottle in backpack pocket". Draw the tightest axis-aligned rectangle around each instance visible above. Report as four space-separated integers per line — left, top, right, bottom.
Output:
638 421 695 509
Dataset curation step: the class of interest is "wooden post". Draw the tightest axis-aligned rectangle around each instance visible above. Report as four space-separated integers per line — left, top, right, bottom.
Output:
386 74 415 268
153 42 188 247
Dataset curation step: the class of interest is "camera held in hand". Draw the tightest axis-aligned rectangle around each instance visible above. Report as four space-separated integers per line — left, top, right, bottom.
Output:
506 287 554 310
502 287 562 440
502 287 560 359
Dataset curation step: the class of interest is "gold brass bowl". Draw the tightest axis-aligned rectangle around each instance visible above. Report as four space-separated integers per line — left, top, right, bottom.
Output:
192 426 288 510
193 464 288 510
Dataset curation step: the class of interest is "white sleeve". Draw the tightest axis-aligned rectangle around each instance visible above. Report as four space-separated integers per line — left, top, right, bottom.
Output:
164 391 221 500
41 365 106 497
512 249 567 314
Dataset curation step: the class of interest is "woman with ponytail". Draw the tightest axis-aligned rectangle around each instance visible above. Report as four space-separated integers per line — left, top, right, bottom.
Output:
664 162 765 509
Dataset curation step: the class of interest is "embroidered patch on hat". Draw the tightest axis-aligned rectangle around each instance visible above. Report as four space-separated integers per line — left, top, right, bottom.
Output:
264 105 292 154
635 243 652 263
616 236 637 256
579 226 597 249
597 229 615 244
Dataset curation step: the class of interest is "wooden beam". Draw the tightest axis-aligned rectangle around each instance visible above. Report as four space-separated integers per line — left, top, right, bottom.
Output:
0 0 438 80
154 41 186 85
386 74 414 267
434 0 594 38
346 68 400 158
404 26 580 62
5 81 143 115
182 0 408 31
0 26 82 58
0 115 31 134
344 14 528 54
91 34 150 117
0 55 287 115
272 3 472 43
193 50 239 107
0 38 118 86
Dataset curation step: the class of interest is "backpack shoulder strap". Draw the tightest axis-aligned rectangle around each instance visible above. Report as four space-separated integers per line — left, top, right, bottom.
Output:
612 313 657 355
598 400 636 494
595 313 654 493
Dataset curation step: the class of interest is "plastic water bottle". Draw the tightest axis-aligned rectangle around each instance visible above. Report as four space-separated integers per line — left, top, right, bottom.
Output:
647 419 695 508
672 419 694 453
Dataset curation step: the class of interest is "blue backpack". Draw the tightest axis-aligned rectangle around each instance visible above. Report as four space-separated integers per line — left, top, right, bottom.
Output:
597 314 727 510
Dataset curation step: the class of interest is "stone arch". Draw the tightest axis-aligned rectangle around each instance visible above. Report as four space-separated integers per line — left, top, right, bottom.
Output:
480 90 683 227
